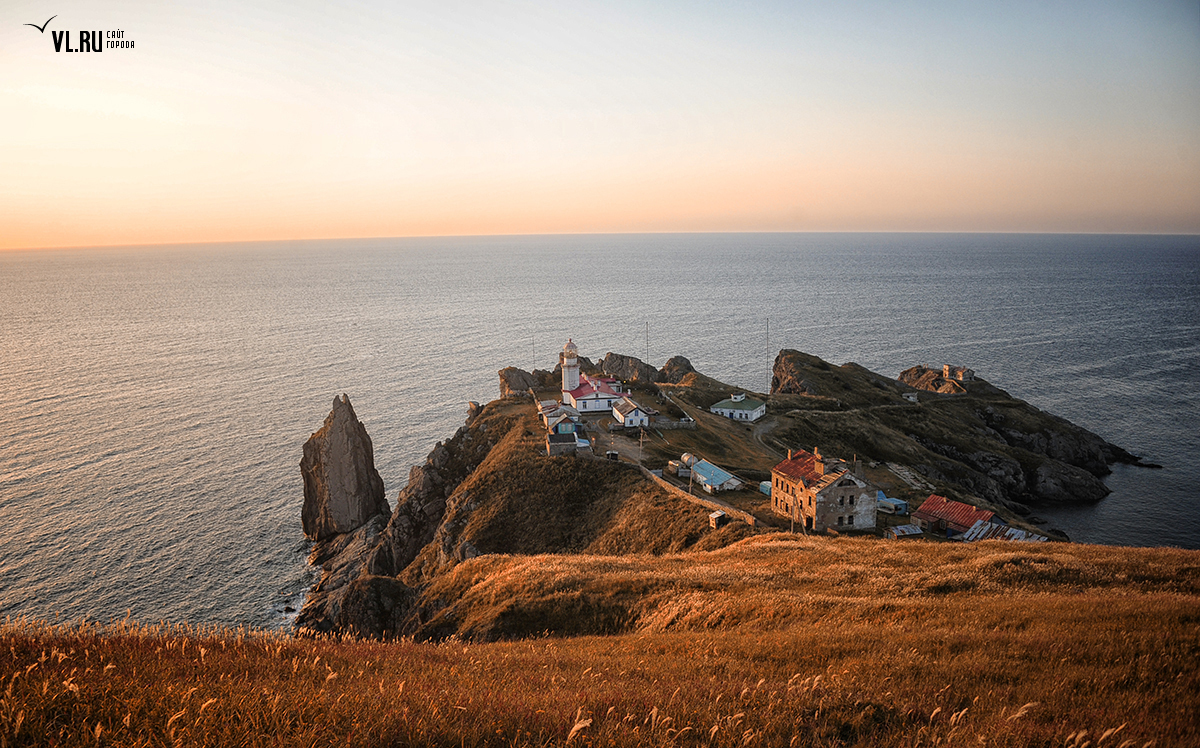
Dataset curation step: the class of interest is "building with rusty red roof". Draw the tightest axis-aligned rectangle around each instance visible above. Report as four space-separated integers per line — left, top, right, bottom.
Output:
911 494 1001 537
770 447 876 533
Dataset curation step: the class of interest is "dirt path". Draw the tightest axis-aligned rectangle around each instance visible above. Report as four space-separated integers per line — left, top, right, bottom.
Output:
752 416 785 460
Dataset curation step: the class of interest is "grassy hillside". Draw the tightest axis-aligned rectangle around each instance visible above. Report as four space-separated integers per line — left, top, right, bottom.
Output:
3 535 1196 746
398 400 755 589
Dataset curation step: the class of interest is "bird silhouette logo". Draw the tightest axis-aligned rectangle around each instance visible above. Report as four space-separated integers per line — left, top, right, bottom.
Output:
24 15 57 33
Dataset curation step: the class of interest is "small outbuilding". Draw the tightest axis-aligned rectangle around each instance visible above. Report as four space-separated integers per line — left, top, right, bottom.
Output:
912 494 1001 538
876 491 908 515
961 519 1047 543
709 392 767 422
690 459 743 493
885 524 924 540
612 396 652 427
546 432 578 456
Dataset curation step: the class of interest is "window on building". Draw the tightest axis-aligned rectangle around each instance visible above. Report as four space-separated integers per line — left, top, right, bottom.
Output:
848 516 854 525
837 516 844 526
849 496 855 506
838 497 844 506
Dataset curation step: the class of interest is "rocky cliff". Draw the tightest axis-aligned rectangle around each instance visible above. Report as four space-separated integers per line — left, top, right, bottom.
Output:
769 349 1147 512
300 395 389 541
497 367 539 398
296 397 744 640
658 355 696 384
600 352 659 384
769 350 821 395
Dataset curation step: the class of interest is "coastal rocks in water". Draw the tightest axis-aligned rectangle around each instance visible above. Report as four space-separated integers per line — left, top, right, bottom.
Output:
657 355 696 384
498 367 538 398
300 395 389 542
295 514 389 633
770 349 820 395
365 459 451 578
298 408 510 636
601 352 659 384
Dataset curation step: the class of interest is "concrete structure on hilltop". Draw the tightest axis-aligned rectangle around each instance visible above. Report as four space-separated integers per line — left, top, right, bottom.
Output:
770 447 876 532
709 392 766 422
942 364 975 382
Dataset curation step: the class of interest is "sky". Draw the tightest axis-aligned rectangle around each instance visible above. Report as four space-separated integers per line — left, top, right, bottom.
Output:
2 0 1198 249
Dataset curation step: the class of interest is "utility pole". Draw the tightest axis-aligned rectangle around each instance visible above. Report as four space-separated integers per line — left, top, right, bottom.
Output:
766 317 771 393
645 321 649 363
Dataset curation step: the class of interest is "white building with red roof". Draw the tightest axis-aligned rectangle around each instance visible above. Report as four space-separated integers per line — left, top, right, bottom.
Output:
770 447 875 532
559 339 629 413
564 375 627 412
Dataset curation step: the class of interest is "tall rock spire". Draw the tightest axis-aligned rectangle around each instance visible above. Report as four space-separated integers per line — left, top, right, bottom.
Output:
300 394 389 541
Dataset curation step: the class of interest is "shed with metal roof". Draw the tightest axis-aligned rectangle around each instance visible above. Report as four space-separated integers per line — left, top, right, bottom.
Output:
690 459 743 493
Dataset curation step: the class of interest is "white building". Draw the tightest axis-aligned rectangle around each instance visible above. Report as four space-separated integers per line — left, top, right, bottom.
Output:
709 392 766 422
559 339 627 413
613 397 651 427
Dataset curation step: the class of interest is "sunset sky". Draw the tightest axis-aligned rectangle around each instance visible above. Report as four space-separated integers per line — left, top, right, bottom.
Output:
2 1 1198 249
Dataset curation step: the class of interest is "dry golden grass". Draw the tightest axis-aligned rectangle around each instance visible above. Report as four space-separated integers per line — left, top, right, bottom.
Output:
5 536 1195 747
647 390 778 476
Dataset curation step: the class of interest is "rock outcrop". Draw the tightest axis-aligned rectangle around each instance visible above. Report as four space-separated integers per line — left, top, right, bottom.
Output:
498 367 538 398
600 352 659 384
770 350 820 395
658 355 696 384
297 407 513 636
300 395 389 542
770 349 1147 510
296 393 735 640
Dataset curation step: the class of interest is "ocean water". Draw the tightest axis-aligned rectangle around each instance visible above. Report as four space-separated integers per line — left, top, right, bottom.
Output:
1 233 1197 629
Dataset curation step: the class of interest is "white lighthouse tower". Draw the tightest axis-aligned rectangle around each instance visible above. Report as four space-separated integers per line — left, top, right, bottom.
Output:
560 338 581 393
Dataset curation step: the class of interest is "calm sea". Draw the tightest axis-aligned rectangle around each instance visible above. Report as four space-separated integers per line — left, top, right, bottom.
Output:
1 234 1197 628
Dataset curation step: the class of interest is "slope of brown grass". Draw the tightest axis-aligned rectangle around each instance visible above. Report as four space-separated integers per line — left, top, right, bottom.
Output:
3 538 1196 747
403 407 750 580
3 537 1197 746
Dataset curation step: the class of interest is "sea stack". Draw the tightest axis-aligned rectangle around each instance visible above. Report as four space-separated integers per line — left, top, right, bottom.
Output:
300 394 389 541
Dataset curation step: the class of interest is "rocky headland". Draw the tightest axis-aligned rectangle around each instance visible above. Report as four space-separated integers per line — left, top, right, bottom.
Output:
296 394 746 640
770 350 1150 513
297 349 1152 641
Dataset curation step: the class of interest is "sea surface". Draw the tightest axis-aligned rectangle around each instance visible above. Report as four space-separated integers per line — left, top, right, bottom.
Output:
1 233 1197 629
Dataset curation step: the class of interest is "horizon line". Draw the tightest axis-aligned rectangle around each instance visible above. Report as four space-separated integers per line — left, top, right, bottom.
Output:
5 228 1200 253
